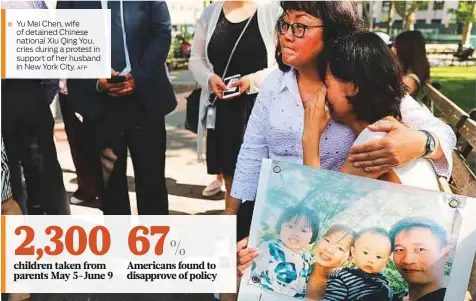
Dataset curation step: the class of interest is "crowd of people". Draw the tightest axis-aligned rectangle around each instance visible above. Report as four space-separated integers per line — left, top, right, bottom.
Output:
0 1 459 301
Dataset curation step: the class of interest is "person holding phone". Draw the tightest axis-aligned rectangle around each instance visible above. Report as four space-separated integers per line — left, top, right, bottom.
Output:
189 0 282 217
57 0 176 215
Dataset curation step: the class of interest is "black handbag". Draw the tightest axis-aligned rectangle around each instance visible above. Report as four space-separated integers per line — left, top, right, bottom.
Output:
184 87 202 134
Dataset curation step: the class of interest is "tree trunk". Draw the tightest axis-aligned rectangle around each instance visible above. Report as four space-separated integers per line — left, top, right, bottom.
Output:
462 22 473 47
387 1 394 34
405 12 415 31
462 1 476 47
367 1 375 30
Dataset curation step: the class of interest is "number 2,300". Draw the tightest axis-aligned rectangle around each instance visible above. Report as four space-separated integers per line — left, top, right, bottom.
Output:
15 225 111 260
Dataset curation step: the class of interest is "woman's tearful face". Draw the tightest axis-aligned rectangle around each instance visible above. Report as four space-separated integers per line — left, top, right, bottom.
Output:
279 10 324 70
324 69 358 123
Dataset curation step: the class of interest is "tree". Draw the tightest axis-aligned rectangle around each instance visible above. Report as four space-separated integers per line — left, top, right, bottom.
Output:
361 1 377 30
449 1 476 46
387 1 395 34
394 1 427 31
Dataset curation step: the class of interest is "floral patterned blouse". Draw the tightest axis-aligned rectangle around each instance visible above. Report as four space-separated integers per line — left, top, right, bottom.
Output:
251 239 313 299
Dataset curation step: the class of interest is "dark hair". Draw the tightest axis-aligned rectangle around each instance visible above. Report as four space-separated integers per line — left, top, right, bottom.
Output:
355 227 391 248
323 224 356 254
276 1 365 72
276 205 320 244
394 30 430 88
325 32 405 124
389 217 449 250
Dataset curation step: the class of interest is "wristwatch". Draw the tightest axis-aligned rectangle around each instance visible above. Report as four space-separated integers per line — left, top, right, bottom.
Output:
420 130 436 158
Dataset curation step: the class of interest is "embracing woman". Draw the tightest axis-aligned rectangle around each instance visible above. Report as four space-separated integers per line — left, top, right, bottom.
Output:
230 0 455 242
303 32 441 191
238 31 445 301
235 1 456 300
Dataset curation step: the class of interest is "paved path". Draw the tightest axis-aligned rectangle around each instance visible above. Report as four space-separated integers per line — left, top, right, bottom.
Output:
53 70 224 216
55 91 224 216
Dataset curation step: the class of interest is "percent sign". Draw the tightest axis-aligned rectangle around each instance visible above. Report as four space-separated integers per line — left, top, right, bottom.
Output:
170 240 186 255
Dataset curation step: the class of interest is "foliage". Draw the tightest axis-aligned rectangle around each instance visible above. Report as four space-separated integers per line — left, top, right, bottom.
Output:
448 1 476 24
445 259 453 276
167 24 194 63
259 222 277 243
384 260 408 294
418 1 429 10
394 1 426 18
394 1 428 30
448 1 476 45
360 1 377 29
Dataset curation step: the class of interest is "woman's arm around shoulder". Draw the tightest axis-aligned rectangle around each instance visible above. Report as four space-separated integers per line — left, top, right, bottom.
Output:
400 94 456 179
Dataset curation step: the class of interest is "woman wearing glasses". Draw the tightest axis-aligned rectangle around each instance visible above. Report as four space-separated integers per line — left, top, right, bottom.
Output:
189 1 281 213
230 1 456 241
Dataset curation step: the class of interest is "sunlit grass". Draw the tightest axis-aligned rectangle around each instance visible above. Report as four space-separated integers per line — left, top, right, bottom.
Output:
430 66 476 112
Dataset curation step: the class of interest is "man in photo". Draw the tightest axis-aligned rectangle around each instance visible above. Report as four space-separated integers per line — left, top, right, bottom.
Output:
390 217 451 301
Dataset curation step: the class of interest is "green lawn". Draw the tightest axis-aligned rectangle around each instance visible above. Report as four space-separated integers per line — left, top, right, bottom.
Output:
430 66 476 112
431 66 476 175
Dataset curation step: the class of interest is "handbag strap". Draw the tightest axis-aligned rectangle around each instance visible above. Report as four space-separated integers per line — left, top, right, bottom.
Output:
210 10 256 105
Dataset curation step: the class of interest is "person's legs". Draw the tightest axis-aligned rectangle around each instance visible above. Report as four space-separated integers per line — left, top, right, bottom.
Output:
59 94 98 203
222 175 236 215
22 104 70 215
128 115 169 215
100 138 130 215
96 97 136 215
2 130 27 214
1 80 40 214
73 121 100 203
217 95 256 213
236 201 255 241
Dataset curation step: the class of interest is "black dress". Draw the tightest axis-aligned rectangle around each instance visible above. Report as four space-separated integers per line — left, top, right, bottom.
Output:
206 9 267 176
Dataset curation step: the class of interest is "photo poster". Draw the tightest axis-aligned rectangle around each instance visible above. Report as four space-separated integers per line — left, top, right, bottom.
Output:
238 159 476 301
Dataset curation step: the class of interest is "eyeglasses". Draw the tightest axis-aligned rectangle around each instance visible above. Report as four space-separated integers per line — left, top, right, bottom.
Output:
277 19 323 38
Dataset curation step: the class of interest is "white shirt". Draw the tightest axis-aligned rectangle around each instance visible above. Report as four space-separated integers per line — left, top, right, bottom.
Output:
101 0 131 75
353 128 440 191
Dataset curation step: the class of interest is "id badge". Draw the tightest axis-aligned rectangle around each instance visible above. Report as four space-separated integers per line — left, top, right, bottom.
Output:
206 106 217 130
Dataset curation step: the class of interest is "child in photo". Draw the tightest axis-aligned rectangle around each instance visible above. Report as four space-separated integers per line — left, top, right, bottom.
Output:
323 227 393 301
306 224 356 300
251 205 320 298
